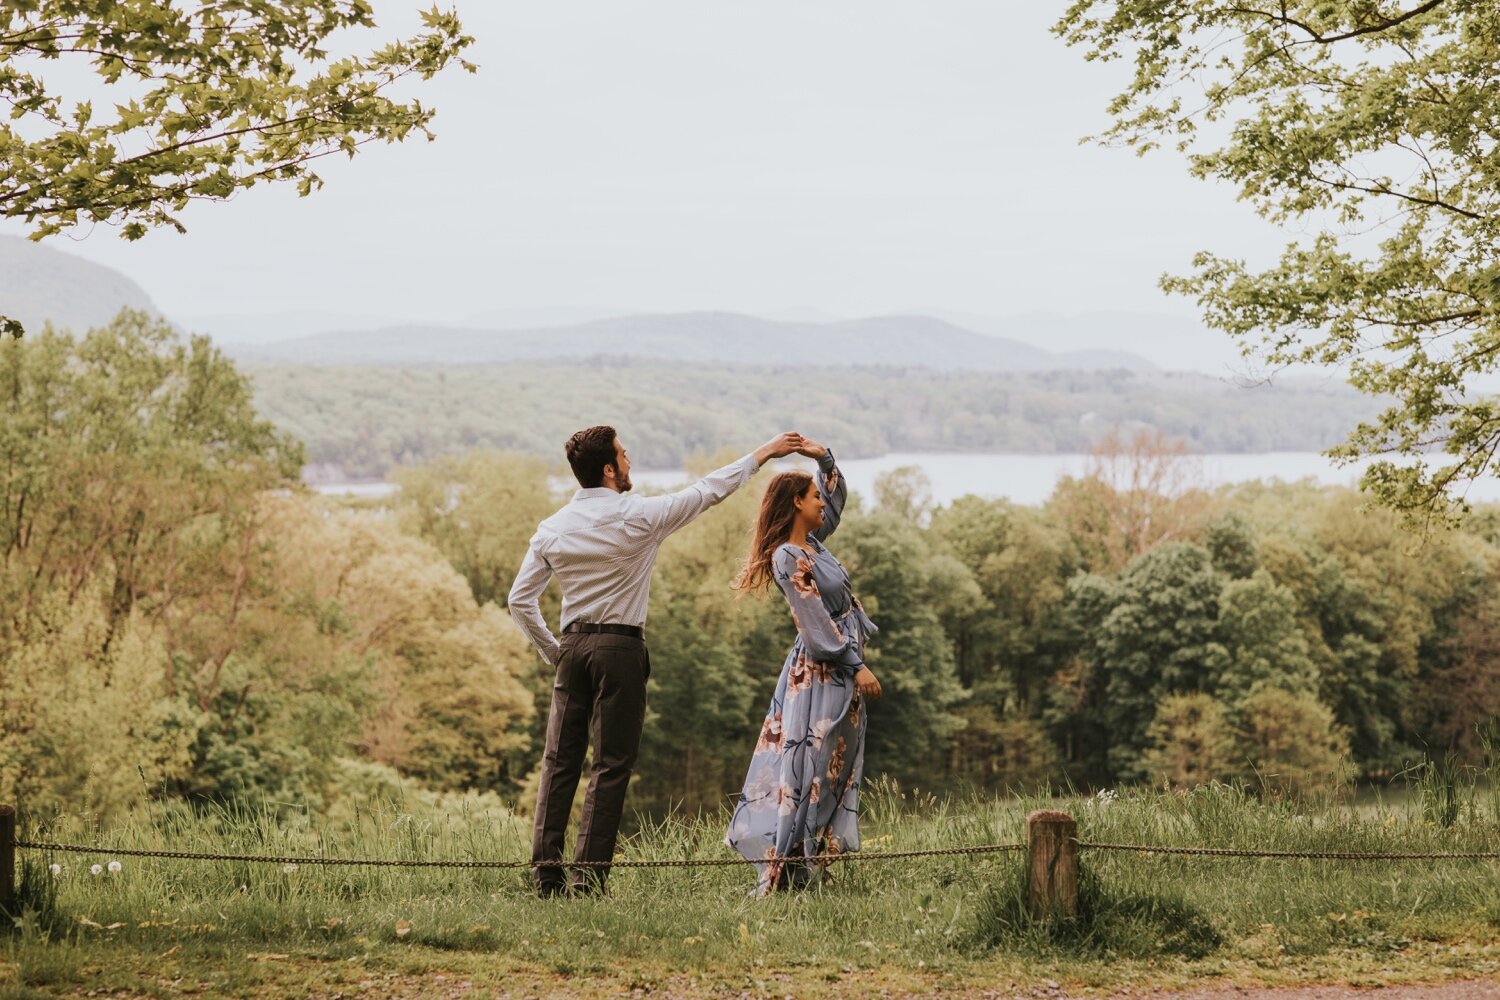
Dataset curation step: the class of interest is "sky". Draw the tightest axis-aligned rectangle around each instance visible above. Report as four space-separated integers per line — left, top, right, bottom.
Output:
2 1 1293 325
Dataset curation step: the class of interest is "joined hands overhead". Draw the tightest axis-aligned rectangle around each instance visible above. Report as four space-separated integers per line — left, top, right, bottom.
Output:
755 432 805 466
795 436 827 460
754 432 830 467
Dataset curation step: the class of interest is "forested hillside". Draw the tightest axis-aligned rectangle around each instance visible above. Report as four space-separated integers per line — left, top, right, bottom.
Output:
246 360 1381 481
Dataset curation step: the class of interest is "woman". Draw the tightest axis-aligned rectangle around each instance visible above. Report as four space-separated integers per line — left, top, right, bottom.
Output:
726 438 882 894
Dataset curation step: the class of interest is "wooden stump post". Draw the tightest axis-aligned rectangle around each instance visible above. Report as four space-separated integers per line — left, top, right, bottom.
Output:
0 804 14 916
1026 809 1078 920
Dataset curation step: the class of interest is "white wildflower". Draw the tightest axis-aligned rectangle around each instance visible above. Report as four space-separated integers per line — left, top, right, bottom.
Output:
90 864 103 876
1094 788 1118 806
282 863 298 874
107 861 122 874
48 864 62 876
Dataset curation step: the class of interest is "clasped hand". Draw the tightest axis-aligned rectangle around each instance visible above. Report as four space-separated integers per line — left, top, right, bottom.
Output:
757 432 828 463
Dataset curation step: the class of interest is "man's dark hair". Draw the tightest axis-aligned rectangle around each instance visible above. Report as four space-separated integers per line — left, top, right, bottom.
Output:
566 425 619 488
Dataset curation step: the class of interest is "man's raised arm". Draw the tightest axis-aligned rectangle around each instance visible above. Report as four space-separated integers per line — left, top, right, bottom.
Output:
643 431 804 539
507 543 562 665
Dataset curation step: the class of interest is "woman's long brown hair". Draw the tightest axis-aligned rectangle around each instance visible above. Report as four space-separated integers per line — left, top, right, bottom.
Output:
734 470 814 594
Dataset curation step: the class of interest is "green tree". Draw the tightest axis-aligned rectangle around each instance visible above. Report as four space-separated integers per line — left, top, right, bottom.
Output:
0 3 473 238
1071 542 1229 781
395 451 561 607
1237 685 1353 799
1214 571 1319 705
836 511 969 786
1057 1 1500 526
0 311 302 649
928 495 1076 791
874 465 935 525
1141 692 1238 789
0 582 200 819
1204 512 1258 580
265 497 536 796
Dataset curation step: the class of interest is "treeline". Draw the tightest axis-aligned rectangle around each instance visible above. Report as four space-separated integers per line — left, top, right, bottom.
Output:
242 360 1382 481
5 314 1496 827
0 314 536 823
399 443 1500 814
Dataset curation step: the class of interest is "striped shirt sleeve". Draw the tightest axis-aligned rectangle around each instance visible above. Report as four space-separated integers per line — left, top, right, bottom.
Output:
640 452 760 540
507 541 562 665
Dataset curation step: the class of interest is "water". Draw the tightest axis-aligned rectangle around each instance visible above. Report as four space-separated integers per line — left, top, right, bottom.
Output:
310 451 1500 508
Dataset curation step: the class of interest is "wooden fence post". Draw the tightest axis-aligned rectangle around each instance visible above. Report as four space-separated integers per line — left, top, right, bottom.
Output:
0 804 14 915
1026 809 1078 920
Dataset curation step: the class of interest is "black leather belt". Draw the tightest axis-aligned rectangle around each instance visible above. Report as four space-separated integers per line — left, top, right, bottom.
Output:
563 622 644 639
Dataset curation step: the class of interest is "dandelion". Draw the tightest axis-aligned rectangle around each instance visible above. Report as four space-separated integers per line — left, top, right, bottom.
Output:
107 861 122 874
90 864 103 876
48 864 61 876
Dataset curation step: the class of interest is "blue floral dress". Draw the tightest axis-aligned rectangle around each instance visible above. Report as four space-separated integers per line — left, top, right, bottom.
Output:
726 450 878 894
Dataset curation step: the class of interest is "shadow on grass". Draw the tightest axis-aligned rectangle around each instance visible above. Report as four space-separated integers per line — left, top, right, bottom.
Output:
2 857 66 943
965 866 1222 959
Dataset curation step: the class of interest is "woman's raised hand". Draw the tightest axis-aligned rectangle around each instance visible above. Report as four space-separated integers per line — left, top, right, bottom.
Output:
797 437 827 459
854 666 882 701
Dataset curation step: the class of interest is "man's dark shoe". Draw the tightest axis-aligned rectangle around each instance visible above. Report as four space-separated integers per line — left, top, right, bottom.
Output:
536 882 571 899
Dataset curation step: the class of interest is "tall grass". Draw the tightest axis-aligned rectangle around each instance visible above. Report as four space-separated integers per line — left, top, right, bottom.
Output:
6 777 1500 994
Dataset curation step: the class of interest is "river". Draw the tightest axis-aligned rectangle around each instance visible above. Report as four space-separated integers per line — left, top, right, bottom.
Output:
310 451 1500 507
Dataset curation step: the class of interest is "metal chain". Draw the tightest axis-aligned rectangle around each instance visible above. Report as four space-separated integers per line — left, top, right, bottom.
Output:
24 837 1497 868
1078 841 1500 860
13 840 1024 869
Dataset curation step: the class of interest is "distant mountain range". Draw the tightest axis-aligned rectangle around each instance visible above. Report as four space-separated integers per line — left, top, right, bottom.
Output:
1 232 1255 375
0 235 157 335
224 312 1162 373
914 308 1252 378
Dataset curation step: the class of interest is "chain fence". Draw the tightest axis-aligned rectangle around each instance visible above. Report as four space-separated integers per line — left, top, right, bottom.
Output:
11 839 1025 869
1077 841 1500 860
11 837 1499 870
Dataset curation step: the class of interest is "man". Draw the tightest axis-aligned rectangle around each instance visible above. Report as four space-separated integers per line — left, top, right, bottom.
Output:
508 425 804 897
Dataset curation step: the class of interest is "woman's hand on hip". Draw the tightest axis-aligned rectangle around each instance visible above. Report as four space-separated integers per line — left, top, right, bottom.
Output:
854 666 882 701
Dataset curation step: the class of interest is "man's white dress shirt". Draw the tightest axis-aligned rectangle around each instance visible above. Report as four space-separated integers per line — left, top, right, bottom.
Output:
507 452 761 665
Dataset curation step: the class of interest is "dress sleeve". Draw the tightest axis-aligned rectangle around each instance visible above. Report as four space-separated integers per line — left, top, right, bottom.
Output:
809 449 846 543
772 546 862 669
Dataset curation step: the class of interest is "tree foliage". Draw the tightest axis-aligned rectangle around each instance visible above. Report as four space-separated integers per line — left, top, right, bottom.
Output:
1 1 473 242
1056 0 1500 526
11 314 1500 816
0 314 533 820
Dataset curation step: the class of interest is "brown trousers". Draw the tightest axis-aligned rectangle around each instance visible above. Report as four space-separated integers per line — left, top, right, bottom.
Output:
531 630 650 893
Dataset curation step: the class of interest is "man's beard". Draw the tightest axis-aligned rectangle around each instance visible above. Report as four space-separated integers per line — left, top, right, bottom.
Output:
618 472 633 492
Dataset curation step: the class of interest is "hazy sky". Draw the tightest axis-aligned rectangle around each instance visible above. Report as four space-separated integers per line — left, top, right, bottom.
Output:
4 2 1292 323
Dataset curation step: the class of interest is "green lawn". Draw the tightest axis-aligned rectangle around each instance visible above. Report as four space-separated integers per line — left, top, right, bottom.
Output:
4 783 1500 997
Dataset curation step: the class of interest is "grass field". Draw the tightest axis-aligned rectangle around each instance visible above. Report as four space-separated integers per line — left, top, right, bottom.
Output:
4 779 1500 998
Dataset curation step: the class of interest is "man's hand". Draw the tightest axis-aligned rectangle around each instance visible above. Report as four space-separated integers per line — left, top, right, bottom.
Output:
796 437 827 460
854 666 882 701
755 432 804 466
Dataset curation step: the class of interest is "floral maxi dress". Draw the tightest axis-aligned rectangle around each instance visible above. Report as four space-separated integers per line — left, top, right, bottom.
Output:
726 450 878 894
